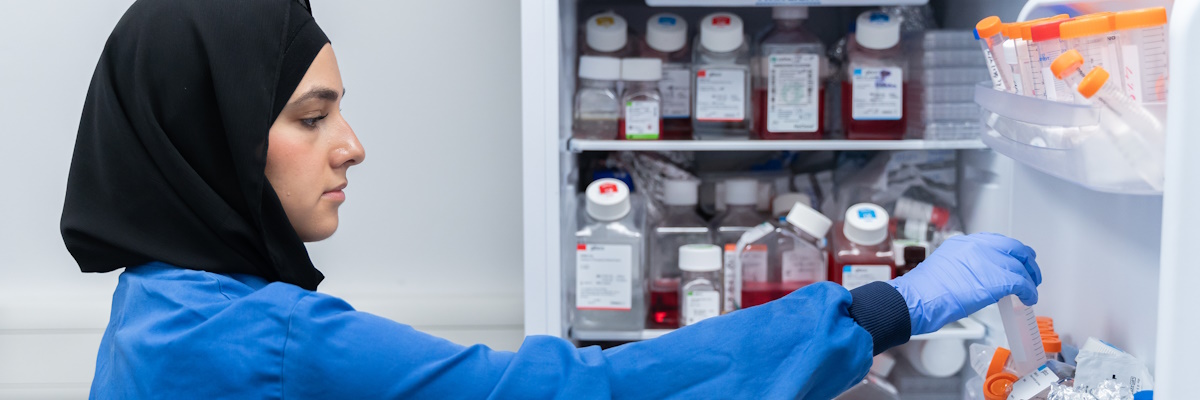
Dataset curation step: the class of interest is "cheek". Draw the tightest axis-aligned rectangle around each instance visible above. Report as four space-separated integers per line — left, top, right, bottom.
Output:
265 130 323 200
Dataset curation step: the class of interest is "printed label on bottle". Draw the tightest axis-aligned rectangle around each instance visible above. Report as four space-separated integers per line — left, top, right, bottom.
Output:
624 101 660 139
723 244 740 313
983 47 1006 91
741 244 768 282
661 65 692 118
841 265 892 290
782 245 825 283
682 288 721 326
695 68 746 121
575 243 633 310
850 67 903 121
767 54 820 133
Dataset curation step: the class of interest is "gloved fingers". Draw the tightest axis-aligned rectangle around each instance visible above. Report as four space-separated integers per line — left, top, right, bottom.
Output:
1011 278 1040 306
971 233 1043 286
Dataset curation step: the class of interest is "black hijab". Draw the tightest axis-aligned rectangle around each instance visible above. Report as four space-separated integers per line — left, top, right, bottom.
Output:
61 0 330 290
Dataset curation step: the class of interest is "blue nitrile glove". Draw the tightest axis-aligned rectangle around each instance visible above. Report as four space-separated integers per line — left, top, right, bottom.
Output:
890 233 1042 335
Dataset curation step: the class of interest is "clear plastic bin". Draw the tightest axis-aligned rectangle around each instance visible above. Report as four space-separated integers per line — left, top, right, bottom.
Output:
974 83 1166 195
907 84 976 103
913 50 986 68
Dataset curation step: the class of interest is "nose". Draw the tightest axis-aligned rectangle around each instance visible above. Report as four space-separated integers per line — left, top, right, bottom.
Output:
331 115 365 169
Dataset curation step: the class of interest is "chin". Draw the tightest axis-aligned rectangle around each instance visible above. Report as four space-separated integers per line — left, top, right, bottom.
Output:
298 217 339 242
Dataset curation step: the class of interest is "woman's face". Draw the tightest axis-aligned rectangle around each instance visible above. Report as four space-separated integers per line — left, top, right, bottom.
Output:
266 44 365 242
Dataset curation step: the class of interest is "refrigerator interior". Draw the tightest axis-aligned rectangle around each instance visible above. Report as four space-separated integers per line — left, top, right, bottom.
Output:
523 0 1180 396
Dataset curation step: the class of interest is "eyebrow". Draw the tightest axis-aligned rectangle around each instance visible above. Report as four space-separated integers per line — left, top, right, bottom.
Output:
287 87 346 107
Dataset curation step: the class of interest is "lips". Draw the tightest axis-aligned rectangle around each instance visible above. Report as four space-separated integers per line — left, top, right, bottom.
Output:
322 183 347 201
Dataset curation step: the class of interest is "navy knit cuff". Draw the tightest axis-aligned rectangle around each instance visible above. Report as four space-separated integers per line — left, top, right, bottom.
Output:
848 281 912 355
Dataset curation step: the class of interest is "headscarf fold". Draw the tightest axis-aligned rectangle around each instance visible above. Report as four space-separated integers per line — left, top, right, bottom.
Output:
62 0 330 290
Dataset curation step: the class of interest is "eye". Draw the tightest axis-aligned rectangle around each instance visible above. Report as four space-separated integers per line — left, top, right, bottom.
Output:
300 114 328 129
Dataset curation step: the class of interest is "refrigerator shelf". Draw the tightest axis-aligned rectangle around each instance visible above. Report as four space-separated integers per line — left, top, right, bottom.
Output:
567 138 987 152
645 0 928 6
974 83 1167 195
571 317 984 342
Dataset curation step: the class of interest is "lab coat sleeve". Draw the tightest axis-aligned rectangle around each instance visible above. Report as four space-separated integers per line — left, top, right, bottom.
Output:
281 281 909 399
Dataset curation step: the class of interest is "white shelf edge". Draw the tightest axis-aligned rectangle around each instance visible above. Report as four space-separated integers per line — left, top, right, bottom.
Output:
573 317 984 343
645 0 928 6
567 138 987 152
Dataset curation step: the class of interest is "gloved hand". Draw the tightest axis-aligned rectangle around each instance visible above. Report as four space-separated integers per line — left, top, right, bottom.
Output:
890 233 1042 335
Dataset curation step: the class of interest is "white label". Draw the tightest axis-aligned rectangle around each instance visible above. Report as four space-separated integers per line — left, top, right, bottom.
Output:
682 288 721 325
575 243 632 310
1121 43 1145 102
741 245 768 282
983 46 1006 91
782 246 824 283
842 265 892 290
1009 364 1056 400
1011 70 1023 97
695 68 746 121
766 54 820 132
660 66 691 118
723 245 740 313
623 101 660 139
850 67 903 121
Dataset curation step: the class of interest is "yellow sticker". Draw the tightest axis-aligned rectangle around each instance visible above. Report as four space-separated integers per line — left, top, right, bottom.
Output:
596 16 614 27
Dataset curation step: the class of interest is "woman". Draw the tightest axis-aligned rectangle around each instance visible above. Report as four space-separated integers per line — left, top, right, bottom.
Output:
62 1 1042 398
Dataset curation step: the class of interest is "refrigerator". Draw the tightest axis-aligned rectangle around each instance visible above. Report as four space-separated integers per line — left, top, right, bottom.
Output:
520 0 1194 397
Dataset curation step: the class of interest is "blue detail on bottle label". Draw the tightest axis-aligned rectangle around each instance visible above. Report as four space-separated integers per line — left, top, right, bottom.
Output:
844 266 852 273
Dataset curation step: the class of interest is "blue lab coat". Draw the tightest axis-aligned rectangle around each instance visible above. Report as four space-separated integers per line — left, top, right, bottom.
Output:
90 262 910 399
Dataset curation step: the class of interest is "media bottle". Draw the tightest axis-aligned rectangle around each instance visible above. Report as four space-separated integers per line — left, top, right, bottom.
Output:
692 12 752 137
843 11 906 140
830 203 896 289
573 56 621 140
640 13 693 139
753 6 826 140
734 198 832 308
678 244 724 327
647 179 711 328
573 179 646 331
618 58 664 140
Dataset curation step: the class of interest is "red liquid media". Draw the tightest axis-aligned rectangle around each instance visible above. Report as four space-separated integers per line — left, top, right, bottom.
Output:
617 118 666 140
841 81 907 140
752 87 825 140
661 119 693 140
828 221 897 286
648 278 679 328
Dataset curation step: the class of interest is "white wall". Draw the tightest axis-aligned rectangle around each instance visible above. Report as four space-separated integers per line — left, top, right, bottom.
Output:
0 0 524 396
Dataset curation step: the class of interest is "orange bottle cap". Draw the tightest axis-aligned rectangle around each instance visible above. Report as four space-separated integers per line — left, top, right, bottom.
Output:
1078 66 1110 98
1043 337 1063 353
984 372 1019 400
1036 316 1053 325
1021 24 1036 41
1051 49 1085 79
988 347 1012 377
977 16 1004 38
1115 7 1168 30
1061 14 1115 39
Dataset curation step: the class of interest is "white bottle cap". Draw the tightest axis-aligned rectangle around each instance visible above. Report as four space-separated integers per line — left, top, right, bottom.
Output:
772 193 812 217
724 178 758 206
585 178 631 221
786 202 833 239
773 6 808 20
679 244 722 272
578 56 621 80
855 11 901 50
662 179 700 206
843 203 890 246
646 13 688 53
699 12 744 53
621 58 663 81
586 12 629 53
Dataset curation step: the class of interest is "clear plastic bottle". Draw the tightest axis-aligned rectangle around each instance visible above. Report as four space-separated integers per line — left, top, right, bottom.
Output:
573 56 621 140
648 179 711 329
830 203 896 289
583 12 633 58
692 12 752 138
734 200 832 308
619 58 664 140
678 244 724 327
573 178 646 331
843 11 907 140
1114 7 1169 103
640 13 693 140
753 6 826 140
712 178 765 246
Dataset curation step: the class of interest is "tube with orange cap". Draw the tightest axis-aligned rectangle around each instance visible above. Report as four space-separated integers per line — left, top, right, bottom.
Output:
1070 64 1161 190
1115 7 1169 102
975 16 1012 92
1028 18 1074 101
1012 15 1070 99
1060 13 1123 89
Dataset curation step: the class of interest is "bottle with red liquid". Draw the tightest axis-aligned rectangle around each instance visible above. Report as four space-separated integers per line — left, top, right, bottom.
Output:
692 12 752 138
843 11 907 140
753 7 826 140
830 203 896 289
640 13 693 140
734 196 832 308
647 180 711 328
618 58 664 140
713 178 765 313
